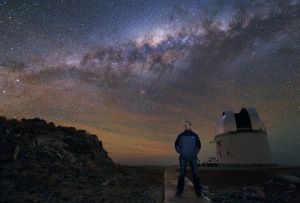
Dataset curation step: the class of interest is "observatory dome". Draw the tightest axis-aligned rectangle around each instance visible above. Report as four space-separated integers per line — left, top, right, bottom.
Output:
213 107 272 164
215 107 266 136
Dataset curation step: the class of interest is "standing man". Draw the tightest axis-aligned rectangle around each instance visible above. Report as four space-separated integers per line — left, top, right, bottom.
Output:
174 121 202 198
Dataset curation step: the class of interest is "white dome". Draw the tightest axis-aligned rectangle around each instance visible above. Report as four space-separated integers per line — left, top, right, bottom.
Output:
215 107 266 136
244 107 266 131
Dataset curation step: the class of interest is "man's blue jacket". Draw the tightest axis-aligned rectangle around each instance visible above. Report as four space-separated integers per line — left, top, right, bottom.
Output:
175 129 201 160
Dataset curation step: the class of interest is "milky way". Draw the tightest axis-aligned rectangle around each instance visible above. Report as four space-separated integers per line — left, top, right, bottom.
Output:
0 0 300 165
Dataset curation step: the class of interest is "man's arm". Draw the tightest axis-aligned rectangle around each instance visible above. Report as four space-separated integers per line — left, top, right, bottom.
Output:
175 134 181 153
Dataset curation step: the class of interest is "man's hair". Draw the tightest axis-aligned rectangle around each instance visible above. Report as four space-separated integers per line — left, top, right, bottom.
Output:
185 121 191 126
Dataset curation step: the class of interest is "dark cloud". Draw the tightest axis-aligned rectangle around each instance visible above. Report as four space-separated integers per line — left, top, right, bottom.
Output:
0 60 27 72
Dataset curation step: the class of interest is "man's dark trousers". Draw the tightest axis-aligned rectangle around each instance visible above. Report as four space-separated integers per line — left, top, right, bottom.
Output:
177 158 202 194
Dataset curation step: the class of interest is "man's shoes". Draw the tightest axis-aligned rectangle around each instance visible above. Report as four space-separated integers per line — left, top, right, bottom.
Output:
175 191 182 198
196 191 203 198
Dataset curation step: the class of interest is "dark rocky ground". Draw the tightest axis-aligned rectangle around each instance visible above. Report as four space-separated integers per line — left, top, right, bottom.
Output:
0 116 164 203
185 166 300 202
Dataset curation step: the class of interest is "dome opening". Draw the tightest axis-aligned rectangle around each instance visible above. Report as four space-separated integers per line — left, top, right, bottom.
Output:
234 108 252 131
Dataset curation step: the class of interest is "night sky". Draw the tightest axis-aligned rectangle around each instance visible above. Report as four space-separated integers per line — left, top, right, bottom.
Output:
1 0 299 165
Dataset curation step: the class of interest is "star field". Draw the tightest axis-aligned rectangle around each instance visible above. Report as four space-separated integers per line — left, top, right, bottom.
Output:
0 0 300 165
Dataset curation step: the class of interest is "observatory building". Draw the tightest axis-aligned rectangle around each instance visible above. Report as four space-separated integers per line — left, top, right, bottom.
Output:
212 107 272 165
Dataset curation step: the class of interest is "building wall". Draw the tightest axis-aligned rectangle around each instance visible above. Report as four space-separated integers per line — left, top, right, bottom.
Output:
214 131 272 164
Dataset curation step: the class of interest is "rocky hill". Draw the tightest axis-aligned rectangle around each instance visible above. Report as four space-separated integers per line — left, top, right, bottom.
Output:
0 116 164 203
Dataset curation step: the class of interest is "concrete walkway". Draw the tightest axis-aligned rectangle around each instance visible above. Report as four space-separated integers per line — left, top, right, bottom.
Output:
164 166 210 203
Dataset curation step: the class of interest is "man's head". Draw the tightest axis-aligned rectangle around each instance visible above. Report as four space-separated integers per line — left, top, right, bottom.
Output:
185 121 192 130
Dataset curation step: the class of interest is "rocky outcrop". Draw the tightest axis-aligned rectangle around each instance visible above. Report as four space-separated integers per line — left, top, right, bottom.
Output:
0 116 117 202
